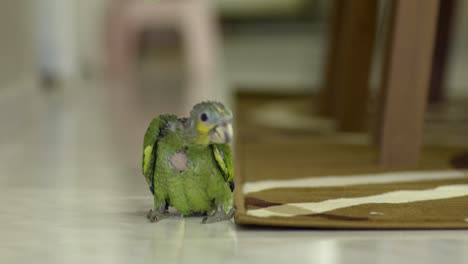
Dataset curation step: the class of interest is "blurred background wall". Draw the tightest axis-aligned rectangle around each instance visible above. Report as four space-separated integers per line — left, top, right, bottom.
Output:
1 0 468 97
0 1 34 89
75 0 110 77
33 0 79 81
448 0 468 97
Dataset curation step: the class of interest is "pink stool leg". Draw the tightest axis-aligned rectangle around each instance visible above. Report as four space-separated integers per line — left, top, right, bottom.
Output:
181 0 228 113
106 0 228 115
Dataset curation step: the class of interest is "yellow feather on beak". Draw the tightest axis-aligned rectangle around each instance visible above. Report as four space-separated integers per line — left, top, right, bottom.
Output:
195 122 215 144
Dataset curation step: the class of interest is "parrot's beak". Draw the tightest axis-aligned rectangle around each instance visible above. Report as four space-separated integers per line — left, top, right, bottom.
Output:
210 122 233 144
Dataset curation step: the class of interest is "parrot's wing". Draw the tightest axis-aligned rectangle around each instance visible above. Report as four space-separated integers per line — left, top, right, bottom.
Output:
142 114 178 194
211 144 234 191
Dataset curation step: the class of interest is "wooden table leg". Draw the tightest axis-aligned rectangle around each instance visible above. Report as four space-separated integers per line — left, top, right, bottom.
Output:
379 0 440 168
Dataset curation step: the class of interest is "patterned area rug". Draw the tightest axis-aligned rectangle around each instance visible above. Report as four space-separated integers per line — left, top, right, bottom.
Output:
233 95 468 229
234 145 468 229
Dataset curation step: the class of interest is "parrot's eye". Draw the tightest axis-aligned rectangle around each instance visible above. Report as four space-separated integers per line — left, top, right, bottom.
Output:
200 113 208 122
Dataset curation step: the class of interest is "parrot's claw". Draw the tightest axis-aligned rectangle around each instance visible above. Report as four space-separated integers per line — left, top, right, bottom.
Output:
202 206 235 224
147 209 169 223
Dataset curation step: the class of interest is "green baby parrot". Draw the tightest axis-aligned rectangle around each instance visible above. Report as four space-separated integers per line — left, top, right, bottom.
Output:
142 101 235 223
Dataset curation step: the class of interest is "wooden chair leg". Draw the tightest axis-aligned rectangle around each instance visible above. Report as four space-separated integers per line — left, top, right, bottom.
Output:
373 0 395 147
379 0 440 168
318 0 346 118
429 0 457 104
333 0 377 132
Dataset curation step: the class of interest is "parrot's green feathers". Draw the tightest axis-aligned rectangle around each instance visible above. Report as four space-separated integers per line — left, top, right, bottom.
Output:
141 102 235 218
143 114 178 149
212 144 233 183
142 114 178 194
143 146 152 176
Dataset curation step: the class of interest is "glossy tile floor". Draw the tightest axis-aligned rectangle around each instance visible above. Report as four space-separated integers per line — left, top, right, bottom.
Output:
1 80 468 264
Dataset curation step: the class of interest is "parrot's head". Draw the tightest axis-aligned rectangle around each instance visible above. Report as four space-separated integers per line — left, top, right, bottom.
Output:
190 101 233 145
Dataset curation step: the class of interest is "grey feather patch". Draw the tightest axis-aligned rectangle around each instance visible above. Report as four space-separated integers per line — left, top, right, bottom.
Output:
169 150 188 172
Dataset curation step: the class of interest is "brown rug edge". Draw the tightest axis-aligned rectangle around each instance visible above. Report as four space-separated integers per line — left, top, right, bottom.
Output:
234 213 468 230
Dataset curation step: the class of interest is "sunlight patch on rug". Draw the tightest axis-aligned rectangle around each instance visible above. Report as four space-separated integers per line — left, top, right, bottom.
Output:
243 170 468 194
247 184 468 218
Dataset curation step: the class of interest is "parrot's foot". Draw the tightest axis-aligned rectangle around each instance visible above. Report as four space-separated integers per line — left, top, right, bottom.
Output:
147 208 169 223
202 206 235 224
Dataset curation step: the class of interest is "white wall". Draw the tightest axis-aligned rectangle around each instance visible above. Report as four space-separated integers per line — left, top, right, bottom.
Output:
33 0 79 80
31 0 111 80
75 0 110 75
